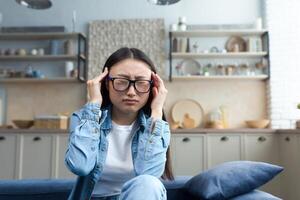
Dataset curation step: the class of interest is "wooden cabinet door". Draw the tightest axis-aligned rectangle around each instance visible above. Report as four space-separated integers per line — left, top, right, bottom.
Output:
207 134 242 168
20 134 53 179
279 134 300 200
171 134 205 176
56 134 75 178
244 134 281 197
0 134 17 179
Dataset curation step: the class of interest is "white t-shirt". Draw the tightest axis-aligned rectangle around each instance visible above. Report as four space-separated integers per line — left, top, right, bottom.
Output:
92 121 135 197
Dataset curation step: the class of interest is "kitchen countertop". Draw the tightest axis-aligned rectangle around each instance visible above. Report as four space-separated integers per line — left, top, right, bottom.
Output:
0 128 300 134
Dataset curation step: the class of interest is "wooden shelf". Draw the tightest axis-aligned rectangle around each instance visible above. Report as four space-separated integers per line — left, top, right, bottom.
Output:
0 32 85 40
0 78 79 83
172 52 268 59
0 55 82 61
171 29 268 37
172 75 269 81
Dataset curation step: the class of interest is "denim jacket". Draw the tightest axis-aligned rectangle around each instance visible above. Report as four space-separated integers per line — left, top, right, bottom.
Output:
65 103 171 200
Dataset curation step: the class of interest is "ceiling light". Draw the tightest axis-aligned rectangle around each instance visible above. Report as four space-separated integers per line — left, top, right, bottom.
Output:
148 0 180 6
16 0 52 10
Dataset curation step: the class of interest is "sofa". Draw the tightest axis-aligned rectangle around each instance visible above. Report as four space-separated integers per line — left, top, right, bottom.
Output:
0 177 196 200
0 176 279 200
0 161 283 200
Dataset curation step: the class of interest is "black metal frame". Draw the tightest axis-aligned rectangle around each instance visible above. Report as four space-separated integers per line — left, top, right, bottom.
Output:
262 31 270 79
77 33 87 82
169 31 173 82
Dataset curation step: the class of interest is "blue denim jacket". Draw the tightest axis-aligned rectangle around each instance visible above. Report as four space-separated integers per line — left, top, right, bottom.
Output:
65 103 170 200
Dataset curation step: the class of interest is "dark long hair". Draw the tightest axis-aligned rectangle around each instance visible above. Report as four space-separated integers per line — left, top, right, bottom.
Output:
101 47 174 180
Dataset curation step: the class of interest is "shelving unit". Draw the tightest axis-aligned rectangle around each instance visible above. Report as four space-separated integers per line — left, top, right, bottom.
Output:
0 78 78 83
0 32 87 82
172 52 268 59
169 29 269 81
172 75 268 81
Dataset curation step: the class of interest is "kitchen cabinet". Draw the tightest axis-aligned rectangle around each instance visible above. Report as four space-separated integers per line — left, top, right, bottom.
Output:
0 131 74 179
0 134 17 179
207 134 242 168
168 29 269 81
279 134 300 200
55 134 75 179
0 32 87 82
19 134 53 179
244 133 281 196
171 134 205 176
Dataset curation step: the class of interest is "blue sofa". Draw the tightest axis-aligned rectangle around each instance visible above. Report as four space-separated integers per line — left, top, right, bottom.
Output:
0 177 196 200
0 176 277 200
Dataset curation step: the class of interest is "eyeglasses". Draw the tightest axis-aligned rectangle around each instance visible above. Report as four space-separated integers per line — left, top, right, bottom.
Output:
107 76 153 93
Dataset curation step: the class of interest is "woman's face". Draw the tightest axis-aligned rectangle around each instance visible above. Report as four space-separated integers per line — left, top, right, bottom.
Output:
107 58 152 115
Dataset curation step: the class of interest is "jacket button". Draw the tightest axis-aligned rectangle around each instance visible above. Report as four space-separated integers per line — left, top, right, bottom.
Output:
91 146 96 151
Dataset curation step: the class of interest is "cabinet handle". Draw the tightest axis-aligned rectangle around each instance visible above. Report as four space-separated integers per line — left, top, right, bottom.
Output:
0 136 6 141
220 136 229 141
285 137 290 142
33 137 41 141
182 137 190 142
258 136 266 142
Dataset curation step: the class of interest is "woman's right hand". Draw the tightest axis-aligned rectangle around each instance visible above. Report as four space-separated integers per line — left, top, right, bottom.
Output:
87 68 108 106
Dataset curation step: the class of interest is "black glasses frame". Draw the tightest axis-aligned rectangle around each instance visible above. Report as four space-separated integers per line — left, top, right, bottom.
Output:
107 75 153 93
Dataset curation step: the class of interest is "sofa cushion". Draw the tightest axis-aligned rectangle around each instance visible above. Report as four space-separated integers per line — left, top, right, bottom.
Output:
184 161 283 200
229 190 281 200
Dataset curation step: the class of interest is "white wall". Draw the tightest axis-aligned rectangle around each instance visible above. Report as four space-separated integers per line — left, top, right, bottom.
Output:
265 0 300 128
0 0 262 33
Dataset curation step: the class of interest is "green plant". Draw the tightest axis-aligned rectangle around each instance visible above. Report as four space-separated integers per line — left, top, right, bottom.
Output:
297 103 300 109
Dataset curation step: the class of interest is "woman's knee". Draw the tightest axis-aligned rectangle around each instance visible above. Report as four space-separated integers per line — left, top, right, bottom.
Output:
122 174 166 194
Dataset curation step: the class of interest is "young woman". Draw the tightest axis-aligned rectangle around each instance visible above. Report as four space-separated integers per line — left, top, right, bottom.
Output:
65 47 173 200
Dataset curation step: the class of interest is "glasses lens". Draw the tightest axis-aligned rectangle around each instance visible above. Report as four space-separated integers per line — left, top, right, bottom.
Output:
135 80 151 93
113 79 129 91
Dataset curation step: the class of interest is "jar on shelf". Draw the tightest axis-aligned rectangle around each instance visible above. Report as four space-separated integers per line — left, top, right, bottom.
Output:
216 64 225 76
226 65 234 76
207 63 215 76
192 42 199 53
255 62 266 75
239 63 250 76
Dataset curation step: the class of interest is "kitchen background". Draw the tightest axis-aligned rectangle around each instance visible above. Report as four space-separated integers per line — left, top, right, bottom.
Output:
1 1 300 199
0 0 299 129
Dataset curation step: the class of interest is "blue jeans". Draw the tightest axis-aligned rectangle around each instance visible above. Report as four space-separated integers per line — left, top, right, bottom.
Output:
91 175 166 200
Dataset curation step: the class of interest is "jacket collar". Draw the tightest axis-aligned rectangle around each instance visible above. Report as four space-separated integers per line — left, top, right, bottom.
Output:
100 105 147 131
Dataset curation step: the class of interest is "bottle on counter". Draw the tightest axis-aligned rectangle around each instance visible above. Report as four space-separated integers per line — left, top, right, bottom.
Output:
220 105 229 128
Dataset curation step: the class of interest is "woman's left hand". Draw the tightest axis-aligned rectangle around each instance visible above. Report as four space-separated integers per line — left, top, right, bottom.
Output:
151 72 168 119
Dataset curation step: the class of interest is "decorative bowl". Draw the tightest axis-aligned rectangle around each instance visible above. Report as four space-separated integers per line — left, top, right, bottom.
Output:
245 119 270 129
12 120 34 129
